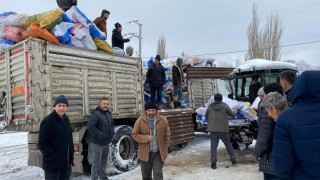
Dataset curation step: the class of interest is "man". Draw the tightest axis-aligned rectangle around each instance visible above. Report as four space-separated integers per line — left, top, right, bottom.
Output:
263 91 288 121
146 55 166 109
87 97 115 180
38 95 74 180
273 71 320 179
205 93 237 169
254 83 283 180
56 0 77 11
172 57 184 108
125 46 134 57
279 70 296 107
249 77 261 104
93 9 110 39
111 22 130 50
132 102 170 180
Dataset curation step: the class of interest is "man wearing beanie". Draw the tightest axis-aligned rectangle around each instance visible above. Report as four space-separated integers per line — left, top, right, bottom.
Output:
125 46 134 57
132 102 170 180
172 57 184 108
38 95 74 179
146 55 166 109
254 83 284 179
87 97 114 180
112 22 130 50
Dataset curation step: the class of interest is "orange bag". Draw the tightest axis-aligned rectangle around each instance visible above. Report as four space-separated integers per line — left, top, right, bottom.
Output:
21 25 60 45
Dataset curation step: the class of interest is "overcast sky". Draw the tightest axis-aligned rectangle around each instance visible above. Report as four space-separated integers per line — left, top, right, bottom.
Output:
2 0 320 67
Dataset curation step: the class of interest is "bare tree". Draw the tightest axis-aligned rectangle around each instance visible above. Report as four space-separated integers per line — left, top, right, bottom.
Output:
157 36 168 59
262 14 283 61
283 59 312 73
246 3 263 60
218 60 235 68
246 3 283 61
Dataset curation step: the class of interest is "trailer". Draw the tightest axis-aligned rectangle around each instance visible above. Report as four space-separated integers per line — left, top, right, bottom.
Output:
0 38 195 174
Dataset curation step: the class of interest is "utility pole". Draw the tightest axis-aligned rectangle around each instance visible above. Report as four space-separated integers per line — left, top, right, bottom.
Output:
127 20 143 58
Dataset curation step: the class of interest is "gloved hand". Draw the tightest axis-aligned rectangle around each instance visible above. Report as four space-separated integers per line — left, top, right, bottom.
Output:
177 84 181 88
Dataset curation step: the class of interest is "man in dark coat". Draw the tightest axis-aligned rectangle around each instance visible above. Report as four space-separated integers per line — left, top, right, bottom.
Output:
273 71 320 180
56 0 77 11
279 70 296 107
205 93 237 169
172 58 184 108
249 77 261 104
254 83 283 180
87 97 115 180
146 55 166 108
93 9 110 39
38 95 74 180
111 22 130 50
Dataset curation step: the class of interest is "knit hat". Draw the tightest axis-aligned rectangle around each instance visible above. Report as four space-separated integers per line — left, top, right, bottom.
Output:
115 22 122 29
126 46 133 53
145 102 156 110
257 87 265 96
264 83 283 95
54 95 69 107
176 58 183 66
155 55 161 61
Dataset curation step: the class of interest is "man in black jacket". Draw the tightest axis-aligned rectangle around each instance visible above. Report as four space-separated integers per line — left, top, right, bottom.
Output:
279 70 296 107
87 97 115 180
38 95 74 180
56 0 77 11
111 22 130 50
172 58 184 108
146 55 166 109
254 83 283 180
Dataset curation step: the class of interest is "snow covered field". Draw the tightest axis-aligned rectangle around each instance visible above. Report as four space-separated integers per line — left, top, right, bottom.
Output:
0 132 262 180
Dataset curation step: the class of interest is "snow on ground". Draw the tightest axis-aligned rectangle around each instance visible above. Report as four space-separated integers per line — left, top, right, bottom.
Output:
0 132 263 180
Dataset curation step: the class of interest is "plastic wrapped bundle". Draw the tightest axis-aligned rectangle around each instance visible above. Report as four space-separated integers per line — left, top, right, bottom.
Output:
0 39 15 51
51 22 74 44
4 14 29 27
65 6 91 28
21 25 60 45
4 26 24 43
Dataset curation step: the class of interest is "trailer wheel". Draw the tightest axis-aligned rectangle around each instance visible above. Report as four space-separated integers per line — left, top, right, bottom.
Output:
108 125 138 174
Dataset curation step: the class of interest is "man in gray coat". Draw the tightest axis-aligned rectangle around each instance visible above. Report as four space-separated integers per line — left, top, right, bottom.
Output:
205 93 236 169
87 97 115 180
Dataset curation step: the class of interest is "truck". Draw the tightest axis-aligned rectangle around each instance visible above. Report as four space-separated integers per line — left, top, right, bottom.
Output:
188 59 299 149
0 38 195 174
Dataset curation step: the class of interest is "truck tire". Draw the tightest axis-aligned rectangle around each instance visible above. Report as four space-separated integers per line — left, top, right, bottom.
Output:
108 125 138 174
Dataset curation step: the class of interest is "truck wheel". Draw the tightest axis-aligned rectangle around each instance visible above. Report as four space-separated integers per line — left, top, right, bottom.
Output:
108 125 138 174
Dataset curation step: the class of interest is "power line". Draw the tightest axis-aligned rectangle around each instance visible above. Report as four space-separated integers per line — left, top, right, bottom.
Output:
142 39 320 59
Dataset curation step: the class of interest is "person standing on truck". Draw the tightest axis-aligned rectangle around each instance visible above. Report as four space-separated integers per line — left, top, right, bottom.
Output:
93 9 110 39
249 77 261 104
273 71 320 180
38 95 74 180
205 93 237 169
146 55 166 109
56 0 77 11
111 22 130 50
125 46 134 57
87 97 115 180
132 102 171 180
254 83 283 180
279 70 296 107
172 57 184 108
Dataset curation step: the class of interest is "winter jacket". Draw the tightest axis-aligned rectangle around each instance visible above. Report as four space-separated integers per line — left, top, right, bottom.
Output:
249 82 261 103
254 100 276 175
146 63 166 88
172 64 183 86
132 112 170 162
205 101 235 133
38 110 74 171
111 29 130 50
87 107 115 145
56 0 77 10
273 71 320 180
93 17 107 38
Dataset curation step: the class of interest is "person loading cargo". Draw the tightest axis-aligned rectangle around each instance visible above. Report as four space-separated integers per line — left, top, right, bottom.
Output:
93 9 110 39
56 0 77 11
112 22 130 50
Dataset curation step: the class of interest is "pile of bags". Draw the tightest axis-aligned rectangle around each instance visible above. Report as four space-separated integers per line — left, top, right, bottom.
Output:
196 96 258 124
0 6 114 54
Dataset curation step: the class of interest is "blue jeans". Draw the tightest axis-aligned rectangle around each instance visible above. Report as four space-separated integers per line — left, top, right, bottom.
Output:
150 87 163 103
173 85 182 100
